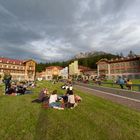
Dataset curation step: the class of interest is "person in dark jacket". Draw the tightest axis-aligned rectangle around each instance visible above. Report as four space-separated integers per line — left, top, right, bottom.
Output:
32 88 49 103
3 73 12 94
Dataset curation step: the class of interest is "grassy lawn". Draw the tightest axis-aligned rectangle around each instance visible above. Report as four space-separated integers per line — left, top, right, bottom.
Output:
0 81 140 140
103 79 140 84
89 79 140 91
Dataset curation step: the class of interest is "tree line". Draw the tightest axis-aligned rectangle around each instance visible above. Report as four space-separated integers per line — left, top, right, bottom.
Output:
36 53 119 72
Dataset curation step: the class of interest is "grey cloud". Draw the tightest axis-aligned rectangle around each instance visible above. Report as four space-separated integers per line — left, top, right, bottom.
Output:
0 0 140 62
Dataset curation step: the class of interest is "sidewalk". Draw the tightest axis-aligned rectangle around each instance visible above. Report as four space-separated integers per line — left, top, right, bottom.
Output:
74 83 140 111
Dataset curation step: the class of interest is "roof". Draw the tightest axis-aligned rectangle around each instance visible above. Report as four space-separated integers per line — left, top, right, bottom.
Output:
0 57 24 65
0 57 36 65
96 59 109 64
46 66 63 70
23 59 37 64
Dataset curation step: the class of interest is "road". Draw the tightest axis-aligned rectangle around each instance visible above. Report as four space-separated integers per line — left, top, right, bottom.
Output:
74 83 140 111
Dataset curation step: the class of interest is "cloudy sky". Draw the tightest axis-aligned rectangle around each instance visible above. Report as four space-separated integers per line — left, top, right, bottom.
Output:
0 0 140 62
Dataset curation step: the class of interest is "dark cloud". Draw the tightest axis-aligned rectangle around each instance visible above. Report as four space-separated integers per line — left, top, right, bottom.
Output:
0 0 140 62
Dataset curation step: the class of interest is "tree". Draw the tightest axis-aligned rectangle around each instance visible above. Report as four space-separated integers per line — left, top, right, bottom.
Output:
119 52 124 57
128 50 135 57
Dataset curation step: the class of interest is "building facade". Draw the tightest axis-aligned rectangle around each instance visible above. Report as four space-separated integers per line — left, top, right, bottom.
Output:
60 67 68 79
0 57 36 81
36 66 69 80
97 56 140 79
69 61 79 76
78 65 97 80
45 66 63 80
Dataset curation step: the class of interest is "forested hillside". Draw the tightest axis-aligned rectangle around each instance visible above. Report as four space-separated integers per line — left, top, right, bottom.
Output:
36 53 119 72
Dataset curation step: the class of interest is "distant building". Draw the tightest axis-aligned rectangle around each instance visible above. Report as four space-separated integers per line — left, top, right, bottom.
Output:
45 66 63 80
78 65 97 80
69 61 79 76
96 56 140 79
60 67 68 79
36 66 68 80
0 57 36 81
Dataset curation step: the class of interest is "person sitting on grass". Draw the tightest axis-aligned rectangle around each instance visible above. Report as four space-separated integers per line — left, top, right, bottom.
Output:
49 90 64 110
75 95 82 103
66 90 76 109
32 88 49 103
6 85 16 95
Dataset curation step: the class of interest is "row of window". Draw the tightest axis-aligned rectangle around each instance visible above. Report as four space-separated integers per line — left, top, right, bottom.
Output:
0 64 24 70
0 61 22 65
99 64 108 69
110 61 140 68
99 61 140 69
0 69 25 74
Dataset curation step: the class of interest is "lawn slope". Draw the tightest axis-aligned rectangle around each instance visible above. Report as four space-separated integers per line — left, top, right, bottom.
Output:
0 81 140 140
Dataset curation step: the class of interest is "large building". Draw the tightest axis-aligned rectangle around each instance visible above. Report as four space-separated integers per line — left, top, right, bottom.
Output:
36 66 68 80
0 57 36 81
97 56 140 79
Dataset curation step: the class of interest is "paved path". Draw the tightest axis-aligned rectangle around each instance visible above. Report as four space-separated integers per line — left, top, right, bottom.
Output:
74 83 140 111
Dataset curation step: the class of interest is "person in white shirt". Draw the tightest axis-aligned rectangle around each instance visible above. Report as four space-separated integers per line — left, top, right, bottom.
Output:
67 90 76 108
49 90 64 110
49 90 57 104
69 84 73 90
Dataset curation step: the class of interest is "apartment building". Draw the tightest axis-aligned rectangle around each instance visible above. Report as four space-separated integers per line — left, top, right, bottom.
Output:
97 56 140 79
0 57 36 81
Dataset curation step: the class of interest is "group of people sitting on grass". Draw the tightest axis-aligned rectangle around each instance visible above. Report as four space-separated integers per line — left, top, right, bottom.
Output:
5 81 34 96
32 84 82 110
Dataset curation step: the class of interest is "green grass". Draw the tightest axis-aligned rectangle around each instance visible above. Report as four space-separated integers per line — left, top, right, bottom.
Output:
89 79 140 91
0 81 140 140
0 84 4 95
104 79 140 84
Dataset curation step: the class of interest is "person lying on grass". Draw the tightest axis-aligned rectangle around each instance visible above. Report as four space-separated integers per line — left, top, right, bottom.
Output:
32 88 49 103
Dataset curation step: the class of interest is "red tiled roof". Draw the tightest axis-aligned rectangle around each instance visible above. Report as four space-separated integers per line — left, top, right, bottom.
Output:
0 57 24 65
46 66 63 70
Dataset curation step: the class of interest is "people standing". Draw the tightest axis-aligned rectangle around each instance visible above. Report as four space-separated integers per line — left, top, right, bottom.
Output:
117 76 125 89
